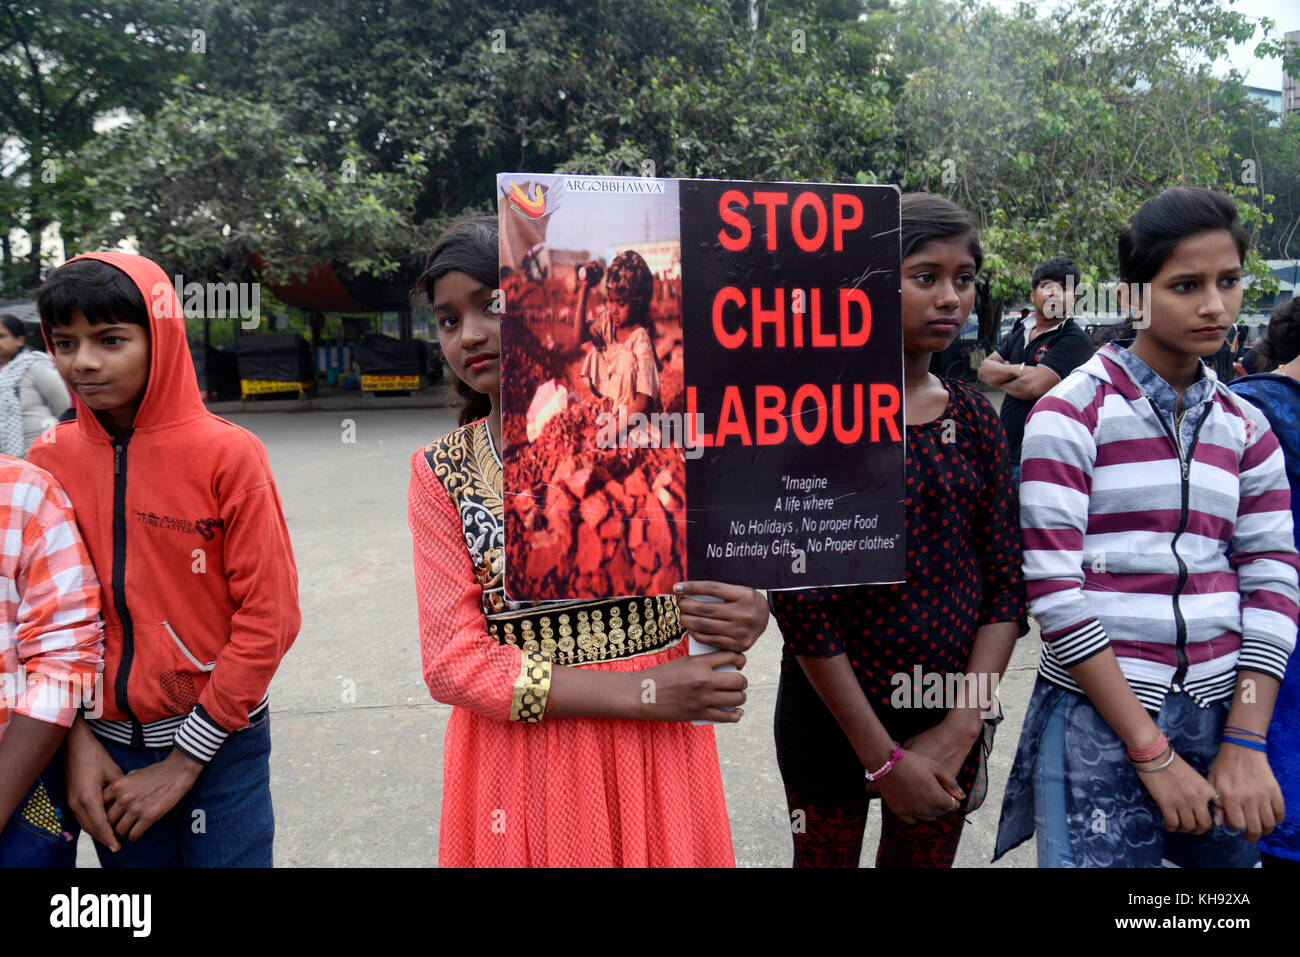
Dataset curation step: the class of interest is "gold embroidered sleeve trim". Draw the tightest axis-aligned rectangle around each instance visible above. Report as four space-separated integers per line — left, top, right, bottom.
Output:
510 650 552 724
489 595 681 666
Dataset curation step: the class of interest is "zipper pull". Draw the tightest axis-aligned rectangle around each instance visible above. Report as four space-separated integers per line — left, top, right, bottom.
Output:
114 444 123 475
1181 460 1189 482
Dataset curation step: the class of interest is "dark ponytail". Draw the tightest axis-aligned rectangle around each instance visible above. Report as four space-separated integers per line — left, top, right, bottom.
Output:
1118 188 1249 285
1109 188 1251 342
415 217 497 426
1256 297 1300 370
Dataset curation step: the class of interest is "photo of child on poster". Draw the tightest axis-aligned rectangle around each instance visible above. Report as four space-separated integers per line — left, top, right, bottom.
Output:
499 176 686 600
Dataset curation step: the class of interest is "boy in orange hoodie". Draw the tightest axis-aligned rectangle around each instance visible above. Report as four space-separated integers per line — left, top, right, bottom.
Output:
30 253 300 867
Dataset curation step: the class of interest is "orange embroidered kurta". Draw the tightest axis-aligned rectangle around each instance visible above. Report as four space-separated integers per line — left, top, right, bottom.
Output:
408 420 733 867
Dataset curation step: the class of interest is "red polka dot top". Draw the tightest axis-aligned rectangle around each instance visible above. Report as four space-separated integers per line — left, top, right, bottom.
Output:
770 378 1027 720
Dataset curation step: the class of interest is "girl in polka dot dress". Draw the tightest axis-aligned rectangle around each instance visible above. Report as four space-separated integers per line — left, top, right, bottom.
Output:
769 193 1027 868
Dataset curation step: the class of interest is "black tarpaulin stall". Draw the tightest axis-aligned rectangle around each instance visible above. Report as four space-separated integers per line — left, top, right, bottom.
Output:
235 333 314 397
189 340 241 400
357 333 436 392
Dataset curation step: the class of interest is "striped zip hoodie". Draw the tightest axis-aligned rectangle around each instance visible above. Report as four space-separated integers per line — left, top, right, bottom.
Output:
1021 341 1299 710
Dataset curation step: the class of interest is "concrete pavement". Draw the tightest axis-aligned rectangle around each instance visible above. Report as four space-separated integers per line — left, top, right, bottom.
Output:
78 401 1038 867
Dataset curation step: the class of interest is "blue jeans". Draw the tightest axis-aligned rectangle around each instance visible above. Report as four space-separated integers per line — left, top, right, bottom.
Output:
93 711 274 868
1031 686 1258 868
1032 693 1075 866
0 760 79 868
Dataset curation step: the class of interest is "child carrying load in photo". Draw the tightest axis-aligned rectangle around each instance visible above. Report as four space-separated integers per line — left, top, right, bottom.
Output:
572 250 661 418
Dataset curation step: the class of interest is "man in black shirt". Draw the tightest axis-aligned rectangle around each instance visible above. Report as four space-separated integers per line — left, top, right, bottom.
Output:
978 257 1095 481
1232 321 1249 362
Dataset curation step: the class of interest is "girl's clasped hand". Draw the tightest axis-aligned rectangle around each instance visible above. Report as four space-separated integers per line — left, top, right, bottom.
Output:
672 581 769 654
640 582 769 725
1126 739 1284 842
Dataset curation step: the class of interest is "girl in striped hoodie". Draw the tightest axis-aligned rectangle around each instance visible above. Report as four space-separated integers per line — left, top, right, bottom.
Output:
994 188 1300 867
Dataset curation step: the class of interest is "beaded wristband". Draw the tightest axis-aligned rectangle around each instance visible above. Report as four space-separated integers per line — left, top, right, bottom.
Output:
1224 725 1266 741
1126 732 1170 764
1222 735 1268 753
865 745 905 782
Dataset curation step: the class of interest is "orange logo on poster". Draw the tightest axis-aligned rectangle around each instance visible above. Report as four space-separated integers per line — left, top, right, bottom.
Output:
507 181 546 219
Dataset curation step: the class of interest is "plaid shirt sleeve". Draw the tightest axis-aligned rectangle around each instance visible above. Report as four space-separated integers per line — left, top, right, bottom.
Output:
2 457 104 734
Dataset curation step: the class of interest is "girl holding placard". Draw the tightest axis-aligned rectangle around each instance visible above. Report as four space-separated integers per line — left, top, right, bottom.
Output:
407 216 769 867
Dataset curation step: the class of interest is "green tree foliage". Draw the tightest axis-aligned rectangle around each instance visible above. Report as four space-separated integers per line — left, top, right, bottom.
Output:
73 93 424 284
0 0 192 293
7 0 1297 326
70 0 892 290
868 0 1288 336
1225 100 1300 262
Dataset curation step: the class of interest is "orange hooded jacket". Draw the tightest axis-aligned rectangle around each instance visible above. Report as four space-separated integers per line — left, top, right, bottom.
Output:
28 252 300 763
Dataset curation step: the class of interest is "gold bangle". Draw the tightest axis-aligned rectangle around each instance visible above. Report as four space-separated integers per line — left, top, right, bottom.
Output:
509 650 552 724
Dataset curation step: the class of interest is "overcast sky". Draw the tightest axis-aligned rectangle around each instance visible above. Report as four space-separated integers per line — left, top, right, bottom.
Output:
1220 0 1297 89
989 0 1297 90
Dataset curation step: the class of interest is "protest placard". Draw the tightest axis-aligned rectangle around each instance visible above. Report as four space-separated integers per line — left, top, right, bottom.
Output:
498 173 903 600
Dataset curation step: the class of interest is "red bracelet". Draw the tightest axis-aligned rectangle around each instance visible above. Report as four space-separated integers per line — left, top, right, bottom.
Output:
865 744 905 782
1127 732 1170 764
